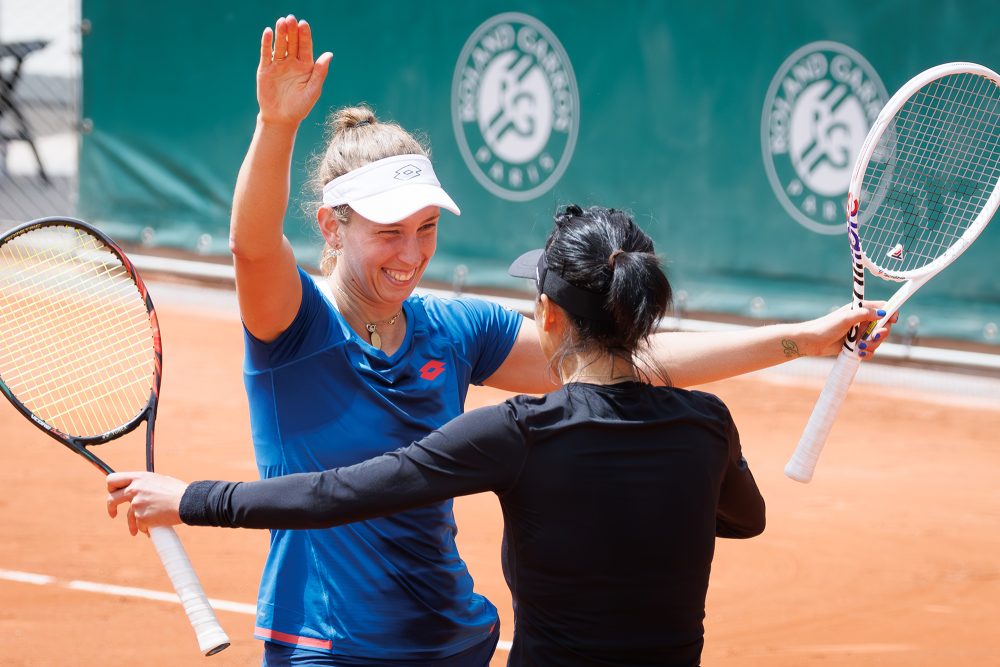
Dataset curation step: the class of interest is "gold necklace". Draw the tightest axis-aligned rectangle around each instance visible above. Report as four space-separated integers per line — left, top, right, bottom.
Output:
363 310 402 350
334 284 403 350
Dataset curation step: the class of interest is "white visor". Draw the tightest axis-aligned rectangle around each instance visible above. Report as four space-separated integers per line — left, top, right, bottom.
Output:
322 154 461 223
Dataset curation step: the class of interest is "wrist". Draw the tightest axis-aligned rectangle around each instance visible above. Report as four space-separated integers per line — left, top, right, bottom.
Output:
256 113 302 134
774 322 814 359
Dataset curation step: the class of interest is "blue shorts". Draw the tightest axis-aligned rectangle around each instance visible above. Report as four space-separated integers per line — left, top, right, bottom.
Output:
261 624 501 667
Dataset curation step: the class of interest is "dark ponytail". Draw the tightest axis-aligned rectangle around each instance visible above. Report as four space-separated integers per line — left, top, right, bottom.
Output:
543 204 672 383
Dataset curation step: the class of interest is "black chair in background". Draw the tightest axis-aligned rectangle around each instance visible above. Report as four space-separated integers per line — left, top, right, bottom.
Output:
0 39 50 184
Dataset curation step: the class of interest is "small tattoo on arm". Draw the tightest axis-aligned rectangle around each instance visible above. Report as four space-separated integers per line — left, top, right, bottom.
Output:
781 338 801 358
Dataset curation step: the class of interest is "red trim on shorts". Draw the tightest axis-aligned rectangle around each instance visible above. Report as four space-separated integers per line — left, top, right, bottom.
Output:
255 626 333 650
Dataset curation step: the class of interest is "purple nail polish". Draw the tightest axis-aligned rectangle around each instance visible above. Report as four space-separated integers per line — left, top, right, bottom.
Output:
874 333 881 340
859 342 867 350
877 309 886 317
859 351 867 357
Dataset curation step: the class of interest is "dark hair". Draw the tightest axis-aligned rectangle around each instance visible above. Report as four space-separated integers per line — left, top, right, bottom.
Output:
543 204 672 383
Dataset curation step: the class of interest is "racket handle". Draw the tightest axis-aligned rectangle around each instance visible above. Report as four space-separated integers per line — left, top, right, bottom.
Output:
784 348 862 483
149 526 231 656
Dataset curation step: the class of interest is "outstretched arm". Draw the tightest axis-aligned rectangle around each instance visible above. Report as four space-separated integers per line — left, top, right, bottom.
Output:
485 301 895 393
107 405 524 534
650 302 896 388
231 15 332 342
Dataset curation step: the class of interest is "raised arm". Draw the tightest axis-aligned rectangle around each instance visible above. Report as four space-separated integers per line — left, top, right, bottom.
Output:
231 15 332 341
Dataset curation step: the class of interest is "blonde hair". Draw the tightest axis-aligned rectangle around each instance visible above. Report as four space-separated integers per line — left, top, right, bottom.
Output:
306 106 430 274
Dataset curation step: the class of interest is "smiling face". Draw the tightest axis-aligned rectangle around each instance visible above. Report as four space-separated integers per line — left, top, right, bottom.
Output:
322 204 440 309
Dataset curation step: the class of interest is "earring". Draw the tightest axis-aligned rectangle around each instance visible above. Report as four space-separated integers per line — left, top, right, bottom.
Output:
331 248 343 257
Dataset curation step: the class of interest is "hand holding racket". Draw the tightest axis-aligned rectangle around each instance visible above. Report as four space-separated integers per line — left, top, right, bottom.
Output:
785 62 1000 483
107 471 189 535
0 217 230 655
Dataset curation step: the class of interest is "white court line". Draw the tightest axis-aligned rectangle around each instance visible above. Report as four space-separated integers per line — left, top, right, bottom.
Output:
0 567 255 614
0 568 514 652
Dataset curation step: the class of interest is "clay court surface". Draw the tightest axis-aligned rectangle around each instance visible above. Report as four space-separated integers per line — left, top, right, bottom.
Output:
0 281 997 666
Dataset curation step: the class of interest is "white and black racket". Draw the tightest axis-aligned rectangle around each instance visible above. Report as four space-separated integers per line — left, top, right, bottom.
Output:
785 62 1000 483
0 217 230 655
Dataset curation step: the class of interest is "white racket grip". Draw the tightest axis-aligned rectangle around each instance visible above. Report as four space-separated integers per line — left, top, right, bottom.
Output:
784 348 862 483
149 526 231 656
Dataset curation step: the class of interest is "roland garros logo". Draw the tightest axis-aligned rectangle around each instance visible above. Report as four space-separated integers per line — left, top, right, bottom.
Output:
761 42 888 234
452 13 579 202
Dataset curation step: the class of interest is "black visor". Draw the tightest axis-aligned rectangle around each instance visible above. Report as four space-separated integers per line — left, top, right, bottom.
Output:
507 249 612 322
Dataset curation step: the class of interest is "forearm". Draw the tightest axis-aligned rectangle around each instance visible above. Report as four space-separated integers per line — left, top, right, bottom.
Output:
229 117 300 261
180 474 403 530
651 323 810 388
650 302 894 388
182 410 522 529
182 463 487 530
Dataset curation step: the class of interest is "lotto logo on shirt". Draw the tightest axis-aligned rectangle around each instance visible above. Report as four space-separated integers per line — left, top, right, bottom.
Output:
420 360 446 381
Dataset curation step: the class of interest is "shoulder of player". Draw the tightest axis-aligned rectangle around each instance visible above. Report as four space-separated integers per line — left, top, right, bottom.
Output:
604 384 735 427
244 269 352 366
497 386 736 448
413 292 498 315
501 387 591 434
670 387 734 424
431 401 527 454
410 292 514 332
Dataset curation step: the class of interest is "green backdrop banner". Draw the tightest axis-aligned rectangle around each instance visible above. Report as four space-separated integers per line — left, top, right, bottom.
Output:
79 1 1000 345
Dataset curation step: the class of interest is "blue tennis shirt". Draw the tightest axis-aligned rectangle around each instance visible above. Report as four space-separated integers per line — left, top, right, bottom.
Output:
243 268 522 660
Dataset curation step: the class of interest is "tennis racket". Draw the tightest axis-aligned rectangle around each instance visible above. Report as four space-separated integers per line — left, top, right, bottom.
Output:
785 62 1000 483
0 217 230 655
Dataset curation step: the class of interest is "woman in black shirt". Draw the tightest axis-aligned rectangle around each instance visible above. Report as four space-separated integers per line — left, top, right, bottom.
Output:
108 204 765 666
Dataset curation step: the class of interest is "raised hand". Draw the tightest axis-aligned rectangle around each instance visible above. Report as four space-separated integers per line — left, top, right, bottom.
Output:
257 15 333 127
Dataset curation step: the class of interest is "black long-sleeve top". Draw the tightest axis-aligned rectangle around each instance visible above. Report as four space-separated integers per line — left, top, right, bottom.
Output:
182 382 765 666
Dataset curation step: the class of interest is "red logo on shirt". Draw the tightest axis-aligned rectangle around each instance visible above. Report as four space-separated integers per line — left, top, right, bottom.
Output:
420 360 446 381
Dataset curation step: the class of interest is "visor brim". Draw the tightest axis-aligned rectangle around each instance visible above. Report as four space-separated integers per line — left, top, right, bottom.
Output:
348 183 461 224
507 249 544 280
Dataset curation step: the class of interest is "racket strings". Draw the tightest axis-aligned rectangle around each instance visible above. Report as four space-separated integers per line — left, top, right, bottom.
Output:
860 72 1000 274
0 226 155 438
6 242 153 436
1 268 152 391
0 238 152 437
0 240 152 436
885 78 998 250
0 241 146 384
0 260 150 384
